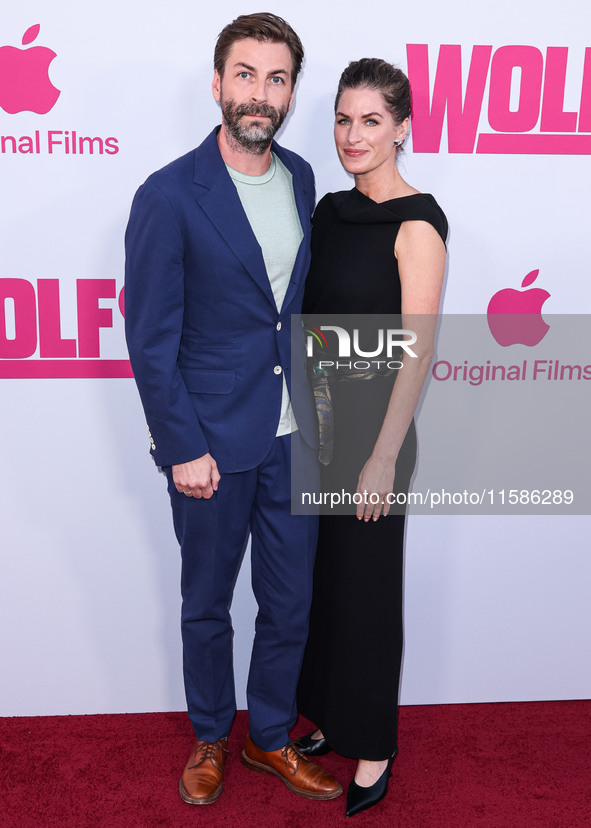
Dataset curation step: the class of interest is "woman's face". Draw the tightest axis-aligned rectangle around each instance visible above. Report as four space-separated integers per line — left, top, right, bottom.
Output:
334 86 408 179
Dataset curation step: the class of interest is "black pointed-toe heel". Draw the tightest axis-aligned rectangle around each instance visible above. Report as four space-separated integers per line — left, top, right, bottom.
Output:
293 731 332 757
345 747 398 818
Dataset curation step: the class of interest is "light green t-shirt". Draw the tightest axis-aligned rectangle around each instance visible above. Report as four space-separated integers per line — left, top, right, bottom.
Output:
226 153 303 436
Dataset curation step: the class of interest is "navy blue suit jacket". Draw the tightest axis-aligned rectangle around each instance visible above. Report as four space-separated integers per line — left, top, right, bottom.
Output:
124 127 317 472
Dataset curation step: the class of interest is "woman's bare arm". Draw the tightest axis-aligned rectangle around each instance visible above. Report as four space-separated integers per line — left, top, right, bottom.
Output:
355 219 446 520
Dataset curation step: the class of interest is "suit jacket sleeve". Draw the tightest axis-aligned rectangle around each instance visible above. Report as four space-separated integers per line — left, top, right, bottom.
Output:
124 179 209 466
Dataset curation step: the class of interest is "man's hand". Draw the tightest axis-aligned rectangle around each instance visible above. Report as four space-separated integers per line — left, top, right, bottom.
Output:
172 453 220 499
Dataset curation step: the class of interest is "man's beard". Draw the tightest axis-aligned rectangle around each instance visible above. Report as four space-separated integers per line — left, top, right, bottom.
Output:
221 98 288 155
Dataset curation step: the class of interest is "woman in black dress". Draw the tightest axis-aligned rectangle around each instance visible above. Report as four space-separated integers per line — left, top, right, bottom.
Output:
296 59 448 817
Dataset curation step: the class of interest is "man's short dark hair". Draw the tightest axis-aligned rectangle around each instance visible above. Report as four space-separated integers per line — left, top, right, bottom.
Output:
214 12 304 89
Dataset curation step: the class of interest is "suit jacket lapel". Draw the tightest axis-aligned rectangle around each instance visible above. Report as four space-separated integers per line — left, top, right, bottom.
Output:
193 129 276 307
192 128 312 311
272 142 313 311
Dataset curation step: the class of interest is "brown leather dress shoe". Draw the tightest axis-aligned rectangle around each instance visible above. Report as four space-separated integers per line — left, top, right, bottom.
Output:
179 738 228 805
241 734 342 800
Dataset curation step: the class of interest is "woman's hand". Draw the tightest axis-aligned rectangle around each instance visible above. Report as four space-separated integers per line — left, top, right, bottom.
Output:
356 454 397 521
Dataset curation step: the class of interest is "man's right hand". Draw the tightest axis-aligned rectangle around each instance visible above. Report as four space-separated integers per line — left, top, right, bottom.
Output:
172 453 220 499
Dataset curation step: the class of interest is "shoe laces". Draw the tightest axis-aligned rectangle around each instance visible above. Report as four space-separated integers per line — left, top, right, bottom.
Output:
189 739 227 770
281 742 309 776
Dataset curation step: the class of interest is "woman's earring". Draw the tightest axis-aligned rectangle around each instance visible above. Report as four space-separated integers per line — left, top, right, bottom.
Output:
393 139 403 146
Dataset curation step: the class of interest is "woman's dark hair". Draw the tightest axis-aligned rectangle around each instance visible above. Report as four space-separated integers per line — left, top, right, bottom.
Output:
335 58 412 131
214 13 304 89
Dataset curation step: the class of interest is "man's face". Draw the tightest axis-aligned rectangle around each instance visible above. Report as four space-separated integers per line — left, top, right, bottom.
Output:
212 38 295 154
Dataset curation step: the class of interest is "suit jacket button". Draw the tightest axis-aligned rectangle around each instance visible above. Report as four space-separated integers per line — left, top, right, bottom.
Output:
276 321 282 331
274 365 282 375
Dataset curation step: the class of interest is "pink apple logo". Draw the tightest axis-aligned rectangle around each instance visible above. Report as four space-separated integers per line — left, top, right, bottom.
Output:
487 269 550 346
0 24 60 114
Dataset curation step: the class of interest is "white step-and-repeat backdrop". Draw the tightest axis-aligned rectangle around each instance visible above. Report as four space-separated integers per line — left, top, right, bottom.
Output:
1 0 589 716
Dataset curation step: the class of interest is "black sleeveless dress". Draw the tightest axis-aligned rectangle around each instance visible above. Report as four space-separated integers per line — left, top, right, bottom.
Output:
297 188 448 761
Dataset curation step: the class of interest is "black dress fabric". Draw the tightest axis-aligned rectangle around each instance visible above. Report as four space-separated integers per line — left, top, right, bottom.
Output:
297 188 448 761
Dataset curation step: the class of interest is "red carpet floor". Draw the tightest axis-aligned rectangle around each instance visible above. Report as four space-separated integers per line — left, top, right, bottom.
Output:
1 702 590 827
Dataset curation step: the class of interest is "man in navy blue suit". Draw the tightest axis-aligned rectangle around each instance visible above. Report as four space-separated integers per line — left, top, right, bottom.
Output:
125 13 340 805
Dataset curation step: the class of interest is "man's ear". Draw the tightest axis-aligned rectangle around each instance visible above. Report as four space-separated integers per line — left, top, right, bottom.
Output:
287 88 295 112
212 69 222 103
